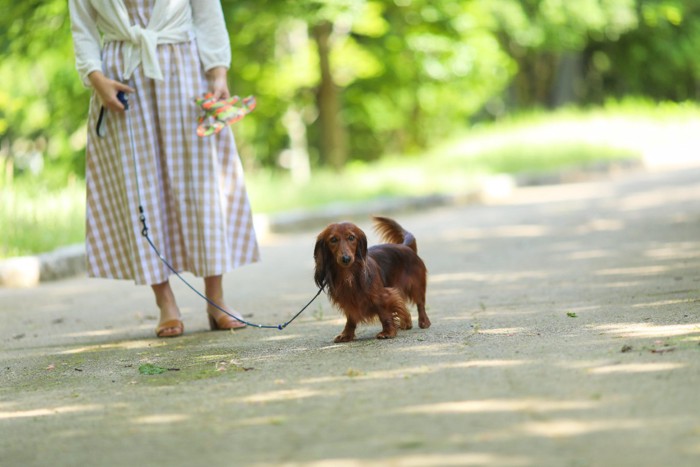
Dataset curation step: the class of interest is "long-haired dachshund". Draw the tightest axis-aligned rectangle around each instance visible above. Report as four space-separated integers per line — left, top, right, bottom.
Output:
314 216 431 342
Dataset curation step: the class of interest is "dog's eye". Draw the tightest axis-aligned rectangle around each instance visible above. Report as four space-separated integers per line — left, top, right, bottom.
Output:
347 234 356 241
329 236 338 243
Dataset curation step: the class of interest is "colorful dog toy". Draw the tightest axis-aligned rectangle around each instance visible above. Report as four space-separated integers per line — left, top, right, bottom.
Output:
195 93 256 137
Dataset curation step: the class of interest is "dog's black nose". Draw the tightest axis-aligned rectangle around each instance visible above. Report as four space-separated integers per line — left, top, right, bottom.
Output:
341 255 351 264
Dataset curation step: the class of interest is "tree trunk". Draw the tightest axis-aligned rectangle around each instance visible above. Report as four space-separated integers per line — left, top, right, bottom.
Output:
311 20 347 171
280 106 311 183
551 52 584 107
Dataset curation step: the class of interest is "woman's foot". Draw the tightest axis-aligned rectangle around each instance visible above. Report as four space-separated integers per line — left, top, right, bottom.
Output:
152 281 184 338
207 304 247 330
156 319 184 337
204 275 246 331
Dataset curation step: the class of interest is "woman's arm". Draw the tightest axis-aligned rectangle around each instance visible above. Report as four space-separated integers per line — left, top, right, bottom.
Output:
68 0 104 87
191 0 232 99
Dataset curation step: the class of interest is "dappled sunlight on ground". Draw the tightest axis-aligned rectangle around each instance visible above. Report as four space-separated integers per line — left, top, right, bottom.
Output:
572 218 625 234
300 360 528 385
618 185 700 212
593 322 700 338
438 224 553 241
588 362 686 375
430 270 549 285
0 404 103 420
476 327 529 335
260 334 304 342
429 272 484 284
59 339 166 354
439 314 471 322
599 280 643 289
594 265 671 276
295 453 530 467
631 299 700 309
62 325 154 339
644 243 700 260
241 387 327 404
518 418 644 438
565 249 613 260
399 398 600 415
131 414 190 425
430 287 470 298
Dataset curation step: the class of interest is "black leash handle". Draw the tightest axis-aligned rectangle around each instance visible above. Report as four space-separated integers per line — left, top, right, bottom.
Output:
95 91 130 137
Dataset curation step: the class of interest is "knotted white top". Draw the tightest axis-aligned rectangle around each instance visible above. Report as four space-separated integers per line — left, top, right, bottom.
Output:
69 0 231 85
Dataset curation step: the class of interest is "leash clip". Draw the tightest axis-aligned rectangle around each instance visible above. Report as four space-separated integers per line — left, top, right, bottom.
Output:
138 206 149 237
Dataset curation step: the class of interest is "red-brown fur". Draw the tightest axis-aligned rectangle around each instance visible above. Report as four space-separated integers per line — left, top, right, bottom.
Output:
314 216 431 342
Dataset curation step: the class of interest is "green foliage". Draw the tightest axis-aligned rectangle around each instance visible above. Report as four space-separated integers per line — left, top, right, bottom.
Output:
1 0 700 249
593 0 700 102
339 0 514 158
0 179 85 258
0 0 88 184
249 99 682 213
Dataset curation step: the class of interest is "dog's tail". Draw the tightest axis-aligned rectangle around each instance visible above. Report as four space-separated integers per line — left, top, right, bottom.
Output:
372 216 418 253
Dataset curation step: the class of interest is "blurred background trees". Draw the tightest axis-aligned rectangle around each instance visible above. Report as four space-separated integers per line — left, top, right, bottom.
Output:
0 0 698 186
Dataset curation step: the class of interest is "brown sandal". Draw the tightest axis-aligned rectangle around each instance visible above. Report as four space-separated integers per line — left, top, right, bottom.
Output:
155 319 184 338
208 313 247 331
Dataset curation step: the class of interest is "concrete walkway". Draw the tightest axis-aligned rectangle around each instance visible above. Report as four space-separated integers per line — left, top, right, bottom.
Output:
1 164 700 466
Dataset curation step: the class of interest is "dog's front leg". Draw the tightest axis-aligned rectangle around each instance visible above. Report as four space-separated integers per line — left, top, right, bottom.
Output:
376 313 397 339
334 318 357 343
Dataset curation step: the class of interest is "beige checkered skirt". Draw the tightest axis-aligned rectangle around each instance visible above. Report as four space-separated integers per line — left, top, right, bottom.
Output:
84 40 260 285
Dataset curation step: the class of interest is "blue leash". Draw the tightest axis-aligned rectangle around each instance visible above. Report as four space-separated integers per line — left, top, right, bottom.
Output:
112 90 322 330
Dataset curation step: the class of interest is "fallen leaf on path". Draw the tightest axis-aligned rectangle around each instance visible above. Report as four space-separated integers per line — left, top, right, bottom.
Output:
345 368 364 377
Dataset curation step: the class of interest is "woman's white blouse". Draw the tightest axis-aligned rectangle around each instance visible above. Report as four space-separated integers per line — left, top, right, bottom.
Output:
69 0 231 85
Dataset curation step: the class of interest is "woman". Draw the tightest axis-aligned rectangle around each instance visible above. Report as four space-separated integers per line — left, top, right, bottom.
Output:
69 0 260 337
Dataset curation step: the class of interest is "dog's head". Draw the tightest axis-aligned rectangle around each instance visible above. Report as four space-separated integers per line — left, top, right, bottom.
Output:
314 222 368 287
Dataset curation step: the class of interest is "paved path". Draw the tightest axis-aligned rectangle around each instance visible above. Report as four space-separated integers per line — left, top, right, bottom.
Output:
1 166 700 466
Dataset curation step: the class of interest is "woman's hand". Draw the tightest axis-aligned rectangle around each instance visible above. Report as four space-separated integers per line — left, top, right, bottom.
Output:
206 66 230 100
88 71 135 112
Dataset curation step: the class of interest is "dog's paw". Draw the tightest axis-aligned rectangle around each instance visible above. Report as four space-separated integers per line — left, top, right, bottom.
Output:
376 331 396 339
393 315 412 330
419 317 431 329
334 333 355 343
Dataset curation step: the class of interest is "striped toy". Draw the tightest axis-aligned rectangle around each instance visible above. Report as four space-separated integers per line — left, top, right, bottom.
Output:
195 93 256 137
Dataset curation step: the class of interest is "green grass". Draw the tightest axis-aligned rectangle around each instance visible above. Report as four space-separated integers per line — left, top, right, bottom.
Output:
248 99 700 213
245 141 636 214
3 100 700 258
0 180 85 258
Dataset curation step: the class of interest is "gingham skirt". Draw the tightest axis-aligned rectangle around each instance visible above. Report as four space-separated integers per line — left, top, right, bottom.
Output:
84 39 260 285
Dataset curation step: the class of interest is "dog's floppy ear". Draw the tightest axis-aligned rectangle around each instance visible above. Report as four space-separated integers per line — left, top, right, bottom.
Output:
313 234 330 289
355 228 368 263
